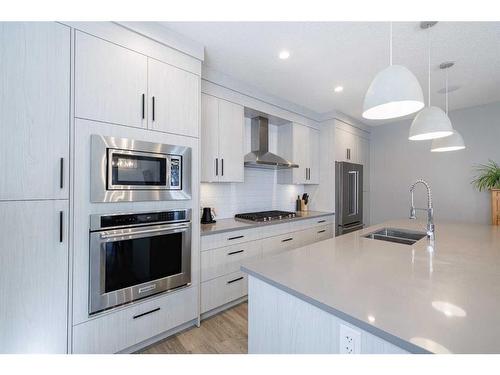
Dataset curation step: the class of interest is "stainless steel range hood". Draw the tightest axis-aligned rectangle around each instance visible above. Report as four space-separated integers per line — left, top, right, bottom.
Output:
244 116 299 169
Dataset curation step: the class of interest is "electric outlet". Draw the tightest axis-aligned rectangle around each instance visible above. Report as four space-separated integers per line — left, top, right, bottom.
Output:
339 324 361 354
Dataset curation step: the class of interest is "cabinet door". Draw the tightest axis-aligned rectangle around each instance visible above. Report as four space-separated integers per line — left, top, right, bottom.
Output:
292 124 310 184
307 128 320 184
75 31 147 128
0 200 69 353
201 94 219 182
335 127 358 162
358 136 370 191
148 58 200 137
0 22 70 200
218 99 244 183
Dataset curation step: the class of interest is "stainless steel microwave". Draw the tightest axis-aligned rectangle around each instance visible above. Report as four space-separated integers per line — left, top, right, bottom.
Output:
91 135 191 202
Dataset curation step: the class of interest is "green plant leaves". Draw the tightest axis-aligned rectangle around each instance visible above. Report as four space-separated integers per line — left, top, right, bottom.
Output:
472 160 500 191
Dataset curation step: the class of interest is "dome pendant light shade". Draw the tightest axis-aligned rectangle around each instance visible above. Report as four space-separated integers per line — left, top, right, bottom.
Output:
409 106 454 140
430 130 466 152
362 65 425 120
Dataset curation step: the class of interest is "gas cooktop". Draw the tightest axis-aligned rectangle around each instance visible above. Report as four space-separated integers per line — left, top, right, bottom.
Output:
235 210 297 222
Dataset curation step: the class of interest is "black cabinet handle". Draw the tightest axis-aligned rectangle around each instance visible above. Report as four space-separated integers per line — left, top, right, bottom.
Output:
142 94 145 119
317 220 326 223
227 277 244 284
215 158 218 176
133 307 160 320
60 158 64 189
59 211 63 243
221 158 224 176
228 235 244 241
317 230 326 234
347 148 351 160
227 250 244 256
282 237 293 243
152 96 155 121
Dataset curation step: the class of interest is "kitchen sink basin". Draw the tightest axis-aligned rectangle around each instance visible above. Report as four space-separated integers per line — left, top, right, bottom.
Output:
363 228 427 245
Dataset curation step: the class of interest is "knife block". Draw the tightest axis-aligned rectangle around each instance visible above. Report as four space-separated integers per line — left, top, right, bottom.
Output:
301 200 309 212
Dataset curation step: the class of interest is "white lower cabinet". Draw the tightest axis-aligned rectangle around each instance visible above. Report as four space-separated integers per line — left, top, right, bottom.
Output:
0 200 69 353
201 271 248 314
200 215 334 316
201 240 262 282
72 286 198 354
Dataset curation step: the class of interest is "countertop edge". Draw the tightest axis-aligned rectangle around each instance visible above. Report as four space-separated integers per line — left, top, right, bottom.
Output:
241 265 431 354
200 211 335 237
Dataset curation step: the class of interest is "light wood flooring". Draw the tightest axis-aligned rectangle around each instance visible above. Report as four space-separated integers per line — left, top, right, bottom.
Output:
141 302 248 354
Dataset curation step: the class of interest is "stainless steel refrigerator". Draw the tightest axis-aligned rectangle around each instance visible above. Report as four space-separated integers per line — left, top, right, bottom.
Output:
335 161 364 236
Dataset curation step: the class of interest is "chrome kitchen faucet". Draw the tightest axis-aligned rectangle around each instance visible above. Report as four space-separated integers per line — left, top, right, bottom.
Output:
409 179 435 240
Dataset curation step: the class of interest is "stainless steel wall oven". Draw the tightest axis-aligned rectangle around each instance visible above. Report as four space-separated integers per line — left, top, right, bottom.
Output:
91 135 191 202
89 209 191 315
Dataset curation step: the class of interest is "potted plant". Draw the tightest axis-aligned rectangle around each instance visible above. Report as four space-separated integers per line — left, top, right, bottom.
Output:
472 160 500 225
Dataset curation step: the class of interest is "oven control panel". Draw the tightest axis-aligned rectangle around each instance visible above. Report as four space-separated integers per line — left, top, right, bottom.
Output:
92 209 190 231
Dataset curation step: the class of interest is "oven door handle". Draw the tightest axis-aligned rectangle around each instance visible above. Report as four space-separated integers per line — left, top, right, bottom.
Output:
100 223 190 240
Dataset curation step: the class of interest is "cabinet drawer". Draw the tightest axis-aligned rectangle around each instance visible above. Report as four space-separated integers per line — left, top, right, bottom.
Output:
201 271 247 314
201 240 262 282
315 224 334 242
261 222 293 238
201 227 261 251
292 215 334 231
262 232 300 258
72 286 197 354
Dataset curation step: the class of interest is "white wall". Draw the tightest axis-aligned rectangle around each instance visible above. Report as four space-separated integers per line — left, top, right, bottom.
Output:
370 101 500 225
200 118 304 219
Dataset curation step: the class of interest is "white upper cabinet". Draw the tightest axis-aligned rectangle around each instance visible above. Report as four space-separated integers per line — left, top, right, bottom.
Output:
201 94 244 183
0 22 70 200
335 127 358 163
148 58 200 137
278 123 319 185
75 31 148 128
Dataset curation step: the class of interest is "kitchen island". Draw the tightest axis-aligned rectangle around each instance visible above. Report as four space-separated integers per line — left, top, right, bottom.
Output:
241 220 500 354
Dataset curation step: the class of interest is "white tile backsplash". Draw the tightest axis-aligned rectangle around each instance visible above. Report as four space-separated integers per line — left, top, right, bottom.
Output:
200 168 304 219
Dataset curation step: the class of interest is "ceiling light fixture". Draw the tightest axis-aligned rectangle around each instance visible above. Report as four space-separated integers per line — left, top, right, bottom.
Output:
362 22 424 120
431 62 466 152
334 86 344 93
279 50 290 60
409 22 454 141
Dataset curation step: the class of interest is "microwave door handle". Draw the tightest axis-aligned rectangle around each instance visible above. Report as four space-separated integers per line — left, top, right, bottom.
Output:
100 224 190 239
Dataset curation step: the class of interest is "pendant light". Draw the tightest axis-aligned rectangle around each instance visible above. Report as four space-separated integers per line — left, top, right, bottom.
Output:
409 22 454 141
431 62 466 152
363 22 425 120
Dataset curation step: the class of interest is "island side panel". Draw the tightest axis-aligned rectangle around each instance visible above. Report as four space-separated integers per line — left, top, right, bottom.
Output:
247 276 408 354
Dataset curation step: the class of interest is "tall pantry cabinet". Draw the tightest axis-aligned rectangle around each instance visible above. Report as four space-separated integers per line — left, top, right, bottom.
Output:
0 22 70 353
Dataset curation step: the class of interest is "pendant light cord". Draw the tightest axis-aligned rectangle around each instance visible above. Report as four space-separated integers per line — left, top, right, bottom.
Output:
428 26 431 107
389 22 393 66
445 69 449 114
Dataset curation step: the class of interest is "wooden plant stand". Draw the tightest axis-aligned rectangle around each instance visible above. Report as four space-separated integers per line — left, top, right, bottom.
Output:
492 189 500 225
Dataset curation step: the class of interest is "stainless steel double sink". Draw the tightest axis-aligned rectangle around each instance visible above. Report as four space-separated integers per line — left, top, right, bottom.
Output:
363 228 427 245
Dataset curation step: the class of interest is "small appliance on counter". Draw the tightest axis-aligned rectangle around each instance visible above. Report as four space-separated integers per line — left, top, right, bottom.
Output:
201 207 216 224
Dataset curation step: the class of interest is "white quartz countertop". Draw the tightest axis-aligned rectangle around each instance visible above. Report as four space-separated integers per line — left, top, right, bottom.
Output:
200 211 334 236
241 219 500 354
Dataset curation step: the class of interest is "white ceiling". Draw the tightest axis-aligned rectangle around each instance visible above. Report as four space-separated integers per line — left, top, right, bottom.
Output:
162 22 500 125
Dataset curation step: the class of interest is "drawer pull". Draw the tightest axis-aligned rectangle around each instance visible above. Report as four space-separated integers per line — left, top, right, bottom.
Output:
227 250 244 256
317 230 326 234
228 235 244 241
133 307 160 320
282 237 293 242
317 220 326 223
227 276 244 284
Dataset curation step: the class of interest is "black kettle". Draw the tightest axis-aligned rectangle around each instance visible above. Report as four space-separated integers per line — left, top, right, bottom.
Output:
201 207 216 224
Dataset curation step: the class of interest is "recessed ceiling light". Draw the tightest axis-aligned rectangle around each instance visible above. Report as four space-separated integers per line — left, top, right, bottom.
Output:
279 50 290 60
334 86 344 93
